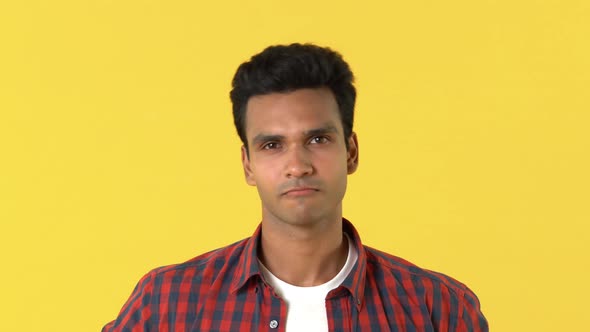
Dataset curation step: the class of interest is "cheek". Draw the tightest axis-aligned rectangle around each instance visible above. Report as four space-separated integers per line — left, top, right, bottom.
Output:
252 162 280 186
330 157 350 184
317 153 348 173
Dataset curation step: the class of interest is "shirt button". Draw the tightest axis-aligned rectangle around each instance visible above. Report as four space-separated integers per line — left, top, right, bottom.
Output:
269 320 278 329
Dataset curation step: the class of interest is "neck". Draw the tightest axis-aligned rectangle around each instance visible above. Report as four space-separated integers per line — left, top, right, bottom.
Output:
258 213 348 287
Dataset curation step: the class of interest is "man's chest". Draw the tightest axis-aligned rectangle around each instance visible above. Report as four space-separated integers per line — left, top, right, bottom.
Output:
156 285 437 332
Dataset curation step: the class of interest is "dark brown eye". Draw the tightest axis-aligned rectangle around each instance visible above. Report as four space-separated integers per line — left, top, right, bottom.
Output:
263 142 280 150
310 136 329 144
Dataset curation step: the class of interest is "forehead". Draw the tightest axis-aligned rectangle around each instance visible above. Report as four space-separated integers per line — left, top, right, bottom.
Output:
244 88 342 138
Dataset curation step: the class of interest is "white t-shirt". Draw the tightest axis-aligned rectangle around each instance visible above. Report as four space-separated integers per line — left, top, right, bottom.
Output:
258 234 358 332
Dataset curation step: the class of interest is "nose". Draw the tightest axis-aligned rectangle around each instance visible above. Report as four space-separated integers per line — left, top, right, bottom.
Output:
285 146 313 178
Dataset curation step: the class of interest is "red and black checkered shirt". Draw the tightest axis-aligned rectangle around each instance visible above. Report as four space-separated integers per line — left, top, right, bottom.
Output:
103 219 488 331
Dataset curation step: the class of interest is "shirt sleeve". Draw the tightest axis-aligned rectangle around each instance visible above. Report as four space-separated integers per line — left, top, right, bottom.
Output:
102 271 155 332
458 286 489 332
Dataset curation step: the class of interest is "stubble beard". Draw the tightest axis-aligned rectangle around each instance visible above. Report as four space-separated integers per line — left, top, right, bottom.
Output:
262 195 343 231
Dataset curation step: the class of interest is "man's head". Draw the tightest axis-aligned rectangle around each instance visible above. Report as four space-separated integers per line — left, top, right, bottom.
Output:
230 43 356 154
230 43 359 227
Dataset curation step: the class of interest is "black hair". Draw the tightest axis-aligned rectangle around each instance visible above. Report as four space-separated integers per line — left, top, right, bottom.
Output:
230 43 356 152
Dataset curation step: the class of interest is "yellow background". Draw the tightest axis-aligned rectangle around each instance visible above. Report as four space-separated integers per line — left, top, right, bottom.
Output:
1 1 588 331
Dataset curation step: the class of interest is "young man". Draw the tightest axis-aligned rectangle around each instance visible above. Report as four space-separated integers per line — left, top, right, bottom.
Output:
103 44 488 332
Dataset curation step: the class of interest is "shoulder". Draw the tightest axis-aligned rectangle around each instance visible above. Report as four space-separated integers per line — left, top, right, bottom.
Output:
363 245 488 330
363 245 475 302
102 238 252 331
139 237 249 287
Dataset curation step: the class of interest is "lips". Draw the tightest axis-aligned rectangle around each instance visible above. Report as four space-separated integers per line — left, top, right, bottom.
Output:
282 187 318 196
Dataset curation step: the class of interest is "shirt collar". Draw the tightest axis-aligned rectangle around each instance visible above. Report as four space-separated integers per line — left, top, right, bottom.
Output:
229 218 367 311
340 218 367 311
229 223 263 293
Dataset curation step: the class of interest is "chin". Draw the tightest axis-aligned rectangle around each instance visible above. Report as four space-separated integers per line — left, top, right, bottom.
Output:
263 202 336 227
281 210 329 227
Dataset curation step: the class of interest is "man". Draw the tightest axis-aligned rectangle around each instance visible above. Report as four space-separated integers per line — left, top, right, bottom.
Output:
103 43 488 331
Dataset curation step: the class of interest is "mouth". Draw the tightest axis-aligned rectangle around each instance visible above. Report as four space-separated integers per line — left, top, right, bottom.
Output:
282 187 319 197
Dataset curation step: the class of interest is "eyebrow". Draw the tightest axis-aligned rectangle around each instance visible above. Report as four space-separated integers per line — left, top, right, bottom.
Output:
250 124 340 147
303 125 339 137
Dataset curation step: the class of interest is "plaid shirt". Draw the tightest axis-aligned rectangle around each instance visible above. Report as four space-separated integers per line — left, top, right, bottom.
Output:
103 219 488 331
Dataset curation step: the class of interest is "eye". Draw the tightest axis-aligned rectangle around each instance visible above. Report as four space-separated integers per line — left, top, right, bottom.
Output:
262 142 280 150
310 136 329 144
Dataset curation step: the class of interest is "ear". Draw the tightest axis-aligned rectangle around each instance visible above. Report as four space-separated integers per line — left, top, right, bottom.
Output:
346 132 359 174
241 145 256 186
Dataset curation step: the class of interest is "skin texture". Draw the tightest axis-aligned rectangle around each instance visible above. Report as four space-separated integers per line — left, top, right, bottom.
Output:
241 88 359 286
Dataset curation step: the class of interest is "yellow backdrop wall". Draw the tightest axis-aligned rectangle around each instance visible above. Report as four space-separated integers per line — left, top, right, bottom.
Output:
1 1 588 331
